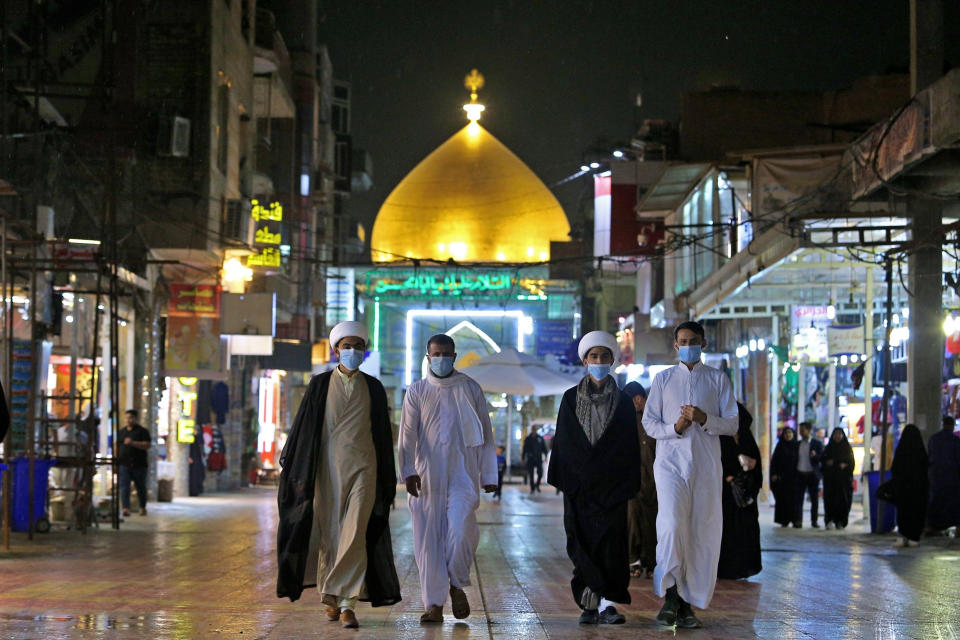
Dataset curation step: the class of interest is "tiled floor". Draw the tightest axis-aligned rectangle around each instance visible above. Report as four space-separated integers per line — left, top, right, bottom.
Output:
1 484 958 639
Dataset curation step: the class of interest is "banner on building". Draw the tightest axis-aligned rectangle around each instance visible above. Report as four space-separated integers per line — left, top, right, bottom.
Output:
165 284 225 379
754 153 844 220
827 324 864 356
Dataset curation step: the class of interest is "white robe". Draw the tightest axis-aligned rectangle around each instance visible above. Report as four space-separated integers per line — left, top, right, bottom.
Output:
398 370 498 609
642 362 738 609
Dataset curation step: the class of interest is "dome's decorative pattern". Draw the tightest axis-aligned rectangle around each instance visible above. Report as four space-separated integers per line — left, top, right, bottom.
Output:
370 123 570 263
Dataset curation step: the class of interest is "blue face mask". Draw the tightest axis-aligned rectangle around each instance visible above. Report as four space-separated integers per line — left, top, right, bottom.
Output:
430 356 455 377
678 344 702 363
587 364 611 380
338 348 364 371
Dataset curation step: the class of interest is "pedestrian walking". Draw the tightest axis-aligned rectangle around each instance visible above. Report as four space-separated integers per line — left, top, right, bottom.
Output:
623 381 656 579
398 334 498 624
717 403 762 580
493 445 506 500
926 416 960 535
117 409 151 517
547 330 641 625
276 321 401 628
770 427 800 526
794 421 824 528
822 427 855 529
887 423 929 547
522 424 547 493
642 320 739 629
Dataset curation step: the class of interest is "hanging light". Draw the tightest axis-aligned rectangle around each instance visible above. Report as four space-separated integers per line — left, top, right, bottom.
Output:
757 338 766 351
749 338 757 352
827 303 836 320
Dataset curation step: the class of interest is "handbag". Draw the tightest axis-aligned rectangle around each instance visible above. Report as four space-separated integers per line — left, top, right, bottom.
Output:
730 471 757 508
875 479 896 502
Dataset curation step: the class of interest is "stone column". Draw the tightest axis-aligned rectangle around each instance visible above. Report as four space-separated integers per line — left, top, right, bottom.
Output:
906 199 942 441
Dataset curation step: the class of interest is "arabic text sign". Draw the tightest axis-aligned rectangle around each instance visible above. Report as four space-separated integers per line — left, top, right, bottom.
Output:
370 272 513 297
168 284 221 317
252 199 283 247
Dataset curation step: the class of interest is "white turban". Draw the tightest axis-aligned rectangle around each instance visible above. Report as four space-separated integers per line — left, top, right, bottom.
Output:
577 330 620 363
329 321 369 348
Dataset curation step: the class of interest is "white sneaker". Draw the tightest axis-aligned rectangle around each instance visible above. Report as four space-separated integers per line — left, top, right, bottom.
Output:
906 539 919 547
892 537 908 548
825 522 834 530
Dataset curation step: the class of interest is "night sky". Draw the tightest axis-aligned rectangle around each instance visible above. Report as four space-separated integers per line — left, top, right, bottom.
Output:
320 1 957 239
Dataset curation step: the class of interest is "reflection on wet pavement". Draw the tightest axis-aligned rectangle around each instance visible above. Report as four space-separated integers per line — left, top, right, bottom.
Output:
0 486 958 639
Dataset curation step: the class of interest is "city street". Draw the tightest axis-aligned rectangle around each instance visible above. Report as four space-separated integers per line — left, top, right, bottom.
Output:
1 485 958 639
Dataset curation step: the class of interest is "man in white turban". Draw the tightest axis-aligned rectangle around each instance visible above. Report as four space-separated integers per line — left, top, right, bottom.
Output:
276 321 401 628
643 320 738 629
548 331 641 626
398 333 498 623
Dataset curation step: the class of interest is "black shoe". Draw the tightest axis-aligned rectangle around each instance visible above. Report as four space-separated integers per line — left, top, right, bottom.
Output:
656 586 679 626
676 600 703 629
812 522 820 529
793 522 802 529
599 606 625 624
578 608 599 624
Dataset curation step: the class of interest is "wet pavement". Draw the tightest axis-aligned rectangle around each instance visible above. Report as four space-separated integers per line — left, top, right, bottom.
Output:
1 484 958 639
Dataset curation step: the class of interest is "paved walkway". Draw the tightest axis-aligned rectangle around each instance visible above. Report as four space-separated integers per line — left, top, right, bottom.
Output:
1 485 958 639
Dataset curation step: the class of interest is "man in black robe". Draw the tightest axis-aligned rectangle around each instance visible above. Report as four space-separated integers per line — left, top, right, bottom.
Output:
276 323 401 616
926 416 960 534
547 331 641 626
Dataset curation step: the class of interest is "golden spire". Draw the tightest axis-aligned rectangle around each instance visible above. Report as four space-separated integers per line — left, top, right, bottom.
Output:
463 69 485 123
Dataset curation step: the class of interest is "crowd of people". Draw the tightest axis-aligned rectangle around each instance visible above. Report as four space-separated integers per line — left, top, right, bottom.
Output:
275 319 960 630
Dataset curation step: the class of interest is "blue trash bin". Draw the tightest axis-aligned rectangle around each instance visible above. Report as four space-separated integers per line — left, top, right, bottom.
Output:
11 457 56 533
865 470 897 534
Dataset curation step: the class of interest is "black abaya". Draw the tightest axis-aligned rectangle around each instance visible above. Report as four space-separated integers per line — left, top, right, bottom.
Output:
770 429 800 526
890 424 929 541
188 438 205 496
547 383 642 607
717 403 762 580
821 428 855 528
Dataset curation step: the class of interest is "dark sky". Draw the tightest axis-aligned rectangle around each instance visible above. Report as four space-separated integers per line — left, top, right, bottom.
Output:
320 1 954 237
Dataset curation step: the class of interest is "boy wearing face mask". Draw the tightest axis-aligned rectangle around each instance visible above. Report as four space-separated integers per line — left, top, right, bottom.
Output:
642 321 738 630
398 334 498 623
276 321 401 629
547 331 641 626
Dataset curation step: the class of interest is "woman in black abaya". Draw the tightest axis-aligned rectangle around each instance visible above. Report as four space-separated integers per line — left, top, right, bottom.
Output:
717 403 762 580
770 427 799 527
821 428 855 529
889 423 929 546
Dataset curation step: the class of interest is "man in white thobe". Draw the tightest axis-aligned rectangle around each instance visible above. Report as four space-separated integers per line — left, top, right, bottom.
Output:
642 321 738 629
399 334 498 623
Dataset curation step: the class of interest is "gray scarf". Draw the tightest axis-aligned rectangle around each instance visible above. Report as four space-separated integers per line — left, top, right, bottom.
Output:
575 375 619 446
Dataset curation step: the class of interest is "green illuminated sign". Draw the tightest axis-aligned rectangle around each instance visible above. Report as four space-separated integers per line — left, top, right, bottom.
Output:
371 272 512 296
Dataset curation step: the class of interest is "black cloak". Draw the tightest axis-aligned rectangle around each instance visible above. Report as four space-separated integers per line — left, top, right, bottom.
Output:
926 429 960 531
188 438 205 496
276 371 401 605
547 384 642 606
821 428 855 528
717 403 762 580
770 428 799 526
889 424 929 541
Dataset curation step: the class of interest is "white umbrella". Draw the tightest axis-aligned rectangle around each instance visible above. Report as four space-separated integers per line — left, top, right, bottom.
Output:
462 348 580 396
461 348 580 474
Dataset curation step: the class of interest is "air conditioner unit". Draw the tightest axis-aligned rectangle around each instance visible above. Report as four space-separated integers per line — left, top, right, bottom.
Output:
223 199 252 244
157 116 191 157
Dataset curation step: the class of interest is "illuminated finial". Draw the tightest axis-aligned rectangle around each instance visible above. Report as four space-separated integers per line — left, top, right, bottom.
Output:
463 69 485 123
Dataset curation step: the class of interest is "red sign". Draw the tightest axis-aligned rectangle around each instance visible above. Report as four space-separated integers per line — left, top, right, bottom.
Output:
168 284 221 317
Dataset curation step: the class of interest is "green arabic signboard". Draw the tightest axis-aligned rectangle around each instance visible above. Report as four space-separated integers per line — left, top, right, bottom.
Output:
364 271 513 298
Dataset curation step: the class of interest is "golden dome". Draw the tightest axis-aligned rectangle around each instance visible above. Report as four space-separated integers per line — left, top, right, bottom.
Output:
371 122 570 263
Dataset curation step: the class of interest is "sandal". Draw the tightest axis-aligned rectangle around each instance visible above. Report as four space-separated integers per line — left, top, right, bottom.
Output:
629 563 643 578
